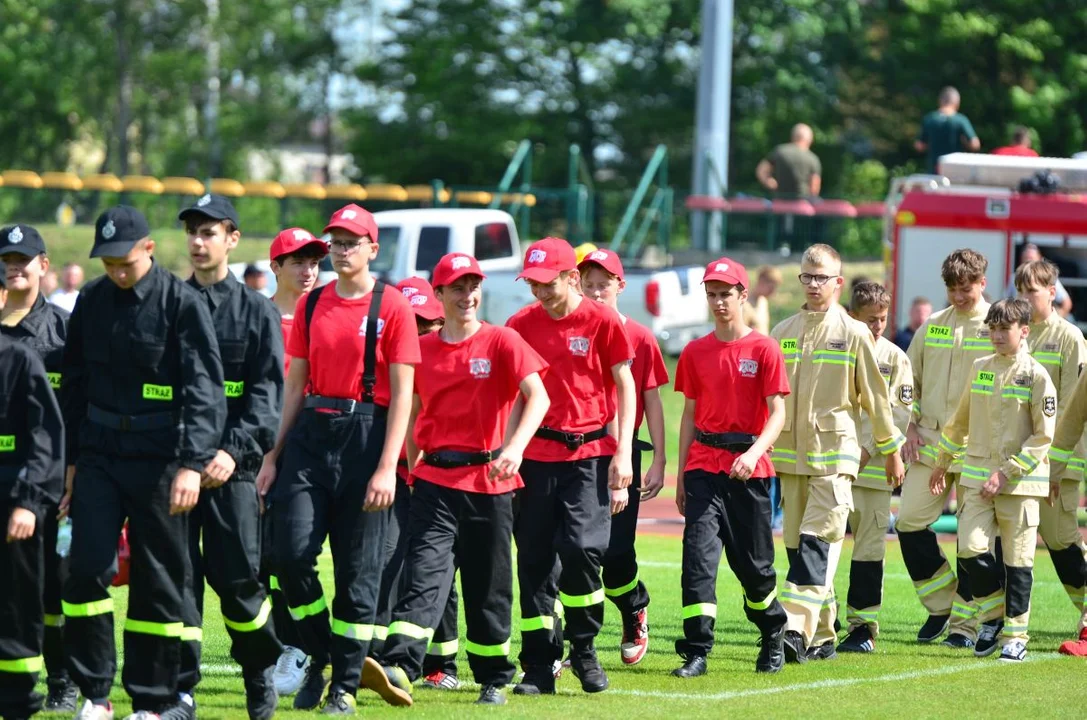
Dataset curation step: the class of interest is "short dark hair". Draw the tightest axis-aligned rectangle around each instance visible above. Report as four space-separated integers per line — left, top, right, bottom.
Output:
1012 126 1031 145
985 298 1031 327
272 243 327 266
243 264 262 278
850 281 891 312
184 215 238 236
941 249 987 287
850 275 872 292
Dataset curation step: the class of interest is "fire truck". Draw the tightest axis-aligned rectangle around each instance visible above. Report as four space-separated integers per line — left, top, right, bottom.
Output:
884 153 1087 331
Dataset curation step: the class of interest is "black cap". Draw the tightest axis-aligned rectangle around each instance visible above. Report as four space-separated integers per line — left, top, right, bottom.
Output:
0 224 47 256
90 206 151 259
0 259 6 289
178 193 240 227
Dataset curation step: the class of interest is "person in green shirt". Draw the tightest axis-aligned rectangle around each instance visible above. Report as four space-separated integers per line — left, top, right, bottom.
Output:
756 124 822 198
915 87 980 174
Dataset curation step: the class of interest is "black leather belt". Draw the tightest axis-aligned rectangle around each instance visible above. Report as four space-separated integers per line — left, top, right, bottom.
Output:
88 405 176 432
634 438 654 453
304 396 386 415
534 426 608 451
695 429 757 452
424 448 501 469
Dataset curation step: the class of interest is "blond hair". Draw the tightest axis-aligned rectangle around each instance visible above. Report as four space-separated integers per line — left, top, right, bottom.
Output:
801 244 841 272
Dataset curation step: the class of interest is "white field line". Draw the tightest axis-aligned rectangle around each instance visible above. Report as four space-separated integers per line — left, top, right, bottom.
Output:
606 653 1062 701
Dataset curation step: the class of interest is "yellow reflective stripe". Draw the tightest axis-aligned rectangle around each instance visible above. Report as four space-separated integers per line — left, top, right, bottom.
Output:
939 434 964 454
288 596 327 621
951 602 976 619
331 619 375 641
849 608 880 621
124 619 184 637
0 435 14 452
919 445 940 462
387 620 433 641
520 616 554 632
553 599 564 618
427 638 459 656
142 383 174 401
744 588 778 611
47 372 61 389
604 574 640 598
268 575 280 591
373 626 388 641
224 381 245 398
1033 352 1062 365
682 602 717 619
180 627 203 643
466 639 511 657
0 655 43 674
781 590 824 608
558 589 605 608
43 614 65 628
978 595 1005 613
962 338 992 350
63 598 114 617
961 465 990 481
917 570 956 598
223 598 272 633
876 433 905 454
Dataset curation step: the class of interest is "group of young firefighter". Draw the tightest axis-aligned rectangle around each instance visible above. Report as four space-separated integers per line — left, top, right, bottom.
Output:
1 196 1085 720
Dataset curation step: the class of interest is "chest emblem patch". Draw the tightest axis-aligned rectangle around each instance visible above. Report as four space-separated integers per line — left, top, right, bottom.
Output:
469 358 491 379
358 316 386 338
1044 396 1056 417
738 358 758 377
827 339 847 351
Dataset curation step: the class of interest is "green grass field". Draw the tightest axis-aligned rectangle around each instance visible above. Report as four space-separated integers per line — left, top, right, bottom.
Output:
73 535 1087 719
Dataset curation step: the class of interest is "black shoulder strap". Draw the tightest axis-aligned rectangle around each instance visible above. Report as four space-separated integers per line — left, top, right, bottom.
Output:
361 281 385 403
304 284 327 346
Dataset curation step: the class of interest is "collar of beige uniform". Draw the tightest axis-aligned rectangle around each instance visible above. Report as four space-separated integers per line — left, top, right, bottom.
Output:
799 302 846 321
992 342 1031 366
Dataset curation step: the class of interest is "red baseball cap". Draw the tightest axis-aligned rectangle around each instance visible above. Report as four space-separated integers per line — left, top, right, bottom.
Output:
431 252 486 288
702 257 750 289
395 277 445 321
269 227 328 262
324 203 379 241
577 247 625 280
517 237 577 283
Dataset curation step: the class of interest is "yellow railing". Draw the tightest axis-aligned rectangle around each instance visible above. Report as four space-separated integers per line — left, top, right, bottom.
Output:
0 170 536 206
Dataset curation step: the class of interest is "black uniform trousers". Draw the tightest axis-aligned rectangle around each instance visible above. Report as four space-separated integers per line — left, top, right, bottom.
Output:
0 503 45 720
259 496 302 651
188 476 281 673
516 456 611 667
42 508 70 686
274 408 388 694
676 471 786 658
63 453 191 712
602 444 650 615
372 477 461 675
381 479 515 686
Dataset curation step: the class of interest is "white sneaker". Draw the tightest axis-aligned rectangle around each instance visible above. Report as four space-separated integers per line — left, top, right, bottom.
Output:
273 645 310 695
999 639 1027 662
74 699 115 720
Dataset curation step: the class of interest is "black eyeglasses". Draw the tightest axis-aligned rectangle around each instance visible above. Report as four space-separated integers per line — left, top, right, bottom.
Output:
799 273 839 287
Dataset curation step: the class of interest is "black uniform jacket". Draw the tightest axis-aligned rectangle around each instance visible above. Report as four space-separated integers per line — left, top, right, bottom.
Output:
60 262 226 472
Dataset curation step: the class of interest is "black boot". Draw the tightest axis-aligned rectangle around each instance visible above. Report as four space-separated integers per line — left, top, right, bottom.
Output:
757 625 786 673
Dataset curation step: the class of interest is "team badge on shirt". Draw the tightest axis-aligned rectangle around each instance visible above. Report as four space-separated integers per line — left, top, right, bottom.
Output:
899 385 914 404
878 363 891 377
568 336 590 357
738 358 758 377
1044 396 1056 417
1043 342 1059 352
827 339 847 351
469 358 492 379
1014 374 1030 387
359 316 386 338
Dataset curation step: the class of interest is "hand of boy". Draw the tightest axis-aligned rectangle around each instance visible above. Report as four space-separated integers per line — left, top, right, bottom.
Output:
929 467 947 495
980 470 1008 500
1047 480 1060 508
885 451 905 488
904 423 925 464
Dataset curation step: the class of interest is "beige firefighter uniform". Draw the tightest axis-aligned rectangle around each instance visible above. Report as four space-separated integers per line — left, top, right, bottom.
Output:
770 304 904 648
899 302 992 639
1027 312 1087 626
846 335 913 637
1048 366 1087 631
936 347 1055 643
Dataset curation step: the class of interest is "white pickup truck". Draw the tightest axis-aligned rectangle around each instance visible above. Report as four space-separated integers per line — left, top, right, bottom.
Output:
306 208 708 355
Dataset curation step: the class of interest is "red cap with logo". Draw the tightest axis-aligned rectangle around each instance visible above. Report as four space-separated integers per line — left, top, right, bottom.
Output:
517 237 577 283
395 277 445 321
324 203 379 241
576 247 625 280
269 227 328 262
431 252 486 288
702 256 750 289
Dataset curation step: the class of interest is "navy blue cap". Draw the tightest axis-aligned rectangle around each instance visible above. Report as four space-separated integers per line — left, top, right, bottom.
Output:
178 193 240 227
91 206 151 259
0 224 47 257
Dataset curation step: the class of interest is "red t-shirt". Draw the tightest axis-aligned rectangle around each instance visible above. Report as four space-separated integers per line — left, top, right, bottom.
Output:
992 146 1039 157
287 284 421 406
411 324 548 494
506 299 633 461
280 315 294 375
674 330 789 478
617 317 669 431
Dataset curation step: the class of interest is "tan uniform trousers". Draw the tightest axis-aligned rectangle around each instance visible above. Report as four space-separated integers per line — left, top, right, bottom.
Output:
1039 479 1087 630
845 486 891 636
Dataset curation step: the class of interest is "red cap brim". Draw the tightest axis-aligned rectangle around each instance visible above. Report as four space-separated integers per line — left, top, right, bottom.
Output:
517 267 561 283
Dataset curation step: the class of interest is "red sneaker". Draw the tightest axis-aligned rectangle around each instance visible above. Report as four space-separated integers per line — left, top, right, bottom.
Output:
621 608 649 665
421 671 460 690
1058 627 1087 657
